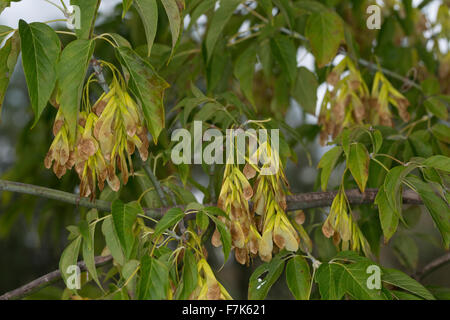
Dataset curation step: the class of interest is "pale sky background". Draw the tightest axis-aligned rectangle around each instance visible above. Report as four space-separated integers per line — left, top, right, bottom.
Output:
0 0 443 121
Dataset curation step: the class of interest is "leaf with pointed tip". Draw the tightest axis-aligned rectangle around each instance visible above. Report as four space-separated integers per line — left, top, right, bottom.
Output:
137 255 169 300
161 0 182 59
382 268 435 300
153 207 184 238
205 0 241 61
134 0 158 56
18 20 60 127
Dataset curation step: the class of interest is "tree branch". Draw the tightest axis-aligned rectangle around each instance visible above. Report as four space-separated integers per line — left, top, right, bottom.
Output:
0 179 423 215
0 179 424 300
0 255 112 300
416 252 450 281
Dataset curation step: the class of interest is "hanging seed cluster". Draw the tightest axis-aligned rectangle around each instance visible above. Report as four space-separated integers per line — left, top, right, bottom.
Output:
322 188 370 256
188 259 233 300
45 72 149 199
319 57 410 145
214 138 311 265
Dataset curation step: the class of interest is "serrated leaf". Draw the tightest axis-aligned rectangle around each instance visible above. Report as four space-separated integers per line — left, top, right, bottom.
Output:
318 146 343 191
348 143 369 192
305 11 344 67
111 200 141 259
154 207 184 238
248 255 285 300
205 0 241 61
137 255 169 299
57 39 95 139
18 20 60 127
382 268 435 300
133 0 158 56
116 46 169 143
285 256 311 300
292 67 318 115
101 216 125 265
71 0 100 39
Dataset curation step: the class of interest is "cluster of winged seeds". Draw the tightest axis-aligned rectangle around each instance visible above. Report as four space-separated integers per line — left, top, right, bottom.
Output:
319 57 410 145
45 66 149 199
189 259 233 300
322 188 370 256
214 136 311 265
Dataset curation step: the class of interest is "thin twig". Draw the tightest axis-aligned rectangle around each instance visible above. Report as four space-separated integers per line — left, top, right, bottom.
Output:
416 252 450 281
141 161 169 208
0 255 112 300
91 57 110 93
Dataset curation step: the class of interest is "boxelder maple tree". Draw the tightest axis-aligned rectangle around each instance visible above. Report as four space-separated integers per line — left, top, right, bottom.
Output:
0 0 449 300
